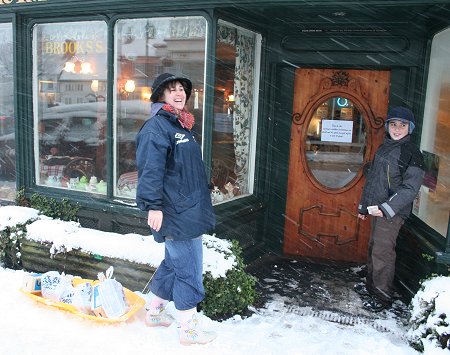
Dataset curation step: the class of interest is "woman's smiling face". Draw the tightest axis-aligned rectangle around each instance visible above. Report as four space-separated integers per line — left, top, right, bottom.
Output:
388 119 409 140
162 81 186 110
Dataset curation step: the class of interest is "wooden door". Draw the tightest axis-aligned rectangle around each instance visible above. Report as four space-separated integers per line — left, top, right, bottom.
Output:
284 69 390 263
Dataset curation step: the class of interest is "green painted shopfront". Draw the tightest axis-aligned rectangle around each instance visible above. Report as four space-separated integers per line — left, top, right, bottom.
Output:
1 0 449 298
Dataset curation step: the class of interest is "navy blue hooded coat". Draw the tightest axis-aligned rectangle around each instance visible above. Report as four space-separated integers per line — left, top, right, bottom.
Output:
136 103 215 242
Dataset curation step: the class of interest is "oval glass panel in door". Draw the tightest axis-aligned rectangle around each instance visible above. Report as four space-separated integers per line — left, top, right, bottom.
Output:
305 97 366 189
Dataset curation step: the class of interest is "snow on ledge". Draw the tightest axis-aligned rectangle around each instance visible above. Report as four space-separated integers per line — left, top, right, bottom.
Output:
26 219 165 267
0 206 235 278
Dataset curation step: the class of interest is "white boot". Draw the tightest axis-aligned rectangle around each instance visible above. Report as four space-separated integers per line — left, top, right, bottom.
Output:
178 308 217 345
145 294 174 327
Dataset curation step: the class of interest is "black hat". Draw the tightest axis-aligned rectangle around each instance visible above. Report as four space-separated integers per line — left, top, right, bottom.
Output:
150 73 192 103
385 106 416 134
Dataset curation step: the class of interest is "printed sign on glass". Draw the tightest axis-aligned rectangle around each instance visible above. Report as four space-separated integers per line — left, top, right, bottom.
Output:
321 120 353 143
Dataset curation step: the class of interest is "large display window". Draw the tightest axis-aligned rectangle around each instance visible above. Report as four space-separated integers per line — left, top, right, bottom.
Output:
414 27 450 238
33 21 108 194
114 16 207 199
30 16 261 206
0 22 15 201
211 20 261 204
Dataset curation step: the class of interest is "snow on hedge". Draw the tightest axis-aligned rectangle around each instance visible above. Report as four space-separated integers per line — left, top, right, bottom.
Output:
0 206 40 231
407 275 450 352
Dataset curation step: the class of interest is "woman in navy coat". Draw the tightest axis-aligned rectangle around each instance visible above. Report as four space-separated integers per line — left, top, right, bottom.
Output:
136 73 216 345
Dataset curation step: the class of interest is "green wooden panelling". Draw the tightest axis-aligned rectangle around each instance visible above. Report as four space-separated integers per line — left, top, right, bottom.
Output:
264 66 295 254
396 226 449 300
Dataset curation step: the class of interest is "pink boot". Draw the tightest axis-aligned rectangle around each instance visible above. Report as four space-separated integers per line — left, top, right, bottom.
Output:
178 308 217 345
145 295 174 327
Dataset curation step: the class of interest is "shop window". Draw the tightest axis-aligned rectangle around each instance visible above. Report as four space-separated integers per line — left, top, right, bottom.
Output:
114 17 207 198
0 23 15 201
414 27 450 238
33 21 108 194
211 21 261 204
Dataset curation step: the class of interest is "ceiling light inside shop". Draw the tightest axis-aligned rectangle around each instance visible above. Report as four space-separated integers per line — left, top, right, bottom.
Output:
63 56 93 74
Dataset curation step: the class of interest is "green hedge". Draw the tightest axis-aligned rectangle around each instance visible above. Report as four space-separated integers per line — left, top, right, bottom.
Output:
200 240 257 319
0 223 27 270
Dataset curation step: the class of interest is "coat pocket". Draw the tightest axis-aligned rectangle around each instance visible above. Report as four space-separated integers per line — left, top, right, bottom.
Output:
172 189 202 214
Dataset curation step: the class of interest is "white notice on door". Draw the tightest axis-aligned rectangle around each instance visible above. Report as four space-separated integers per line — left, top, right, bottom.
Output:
321 120 353 143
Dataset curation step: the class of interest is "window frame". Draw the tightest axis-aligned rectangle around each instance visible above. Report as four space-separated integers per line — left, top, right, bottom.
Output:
210 19 262 204
414 26 450 240
31 19 109 194
112 15 209 199
0 21 15 201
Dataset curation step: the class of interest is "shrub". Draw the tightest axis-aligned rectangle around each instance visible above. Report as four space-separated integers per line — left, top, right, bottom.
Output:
200 239 257 319
29 193 79 222
15 187 29 207
3 191 78 268
0 224 27 269
16 189 80 222
407 275 450 352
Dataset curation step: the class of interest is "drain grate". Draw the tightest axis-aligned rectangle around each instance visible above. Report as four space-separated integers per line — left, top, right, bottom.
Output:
284 305 396 333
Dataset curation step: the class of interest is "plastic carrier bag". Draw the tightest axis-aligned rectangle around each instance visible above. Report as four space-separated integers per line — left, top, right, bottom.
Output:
91 266 128 318
60 281 93 314
41 271 73 302
40 271 92 314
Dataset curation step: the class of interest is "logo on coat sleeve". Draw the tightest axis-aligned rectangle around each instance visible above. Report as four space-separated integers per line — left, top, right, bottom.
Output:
175 132 189 145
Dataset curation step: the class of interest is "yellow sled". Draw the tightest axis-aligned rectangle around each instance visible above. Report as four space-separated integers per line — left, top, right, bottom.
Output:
21 278 146 323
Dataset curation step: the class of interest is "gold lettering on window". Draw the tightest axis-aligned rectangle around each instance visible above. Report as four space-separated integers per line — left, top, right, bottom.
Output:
43 41 105 55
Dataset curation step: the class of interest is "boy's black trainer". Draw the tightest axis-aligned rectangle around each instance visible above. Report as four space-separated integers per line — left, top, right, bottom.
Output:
354 282 370 296
363 296 392 312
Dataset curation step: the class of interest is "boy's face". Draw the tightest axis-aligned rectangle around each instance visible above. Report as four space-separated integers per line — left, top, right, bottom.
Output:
387 119 409 140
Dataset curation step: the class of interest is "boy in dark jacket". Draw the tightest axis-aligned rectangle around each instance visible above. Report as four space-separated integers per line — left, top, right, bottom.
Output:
136 73 216 344
354 106 424 312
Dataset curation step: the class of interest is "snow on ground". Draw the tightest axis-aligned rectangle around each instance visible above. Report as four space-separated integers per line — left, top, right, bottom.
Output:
0 267 416 355
0 206 449 354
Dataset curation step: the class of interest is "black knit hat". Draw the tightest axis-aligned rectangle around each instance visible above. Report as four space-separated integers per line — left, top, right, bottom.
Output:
150 73 192 103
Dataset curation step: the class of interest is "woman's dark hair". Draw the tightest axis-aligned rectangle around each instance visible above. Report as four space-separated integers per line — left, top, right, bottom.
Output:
156 80 188 102
150 73 192 103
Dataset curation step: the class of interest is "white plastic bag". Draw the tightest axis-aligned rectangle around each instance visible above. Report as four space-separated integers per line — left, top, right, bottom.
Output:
40 271 93 314
60 282 93 314
41 271 73 302
91 267 128 318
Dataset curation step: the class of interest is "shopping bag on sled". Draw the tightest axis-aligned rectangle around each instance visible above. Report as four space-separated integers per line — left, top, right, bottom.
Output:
20 267 145 323
91 267 128 318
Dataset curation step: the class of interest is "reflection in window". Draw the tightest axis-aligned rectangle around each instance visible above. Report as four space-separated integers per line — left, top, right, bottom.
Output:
415 28 450 238
0 23 15 200
114 17 207 198
33 21 108 194
211 21 261 204
305 97 366 189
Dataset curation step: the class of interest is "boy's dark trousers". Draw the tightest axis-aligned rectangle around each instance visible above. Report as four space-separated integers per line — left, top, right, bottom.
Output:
366 215 405 303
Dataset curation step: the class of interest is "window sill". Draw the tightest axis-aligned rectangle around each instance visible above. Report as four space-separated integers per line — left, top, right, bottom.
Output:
213 194 264 219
